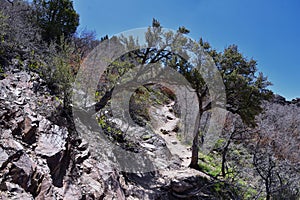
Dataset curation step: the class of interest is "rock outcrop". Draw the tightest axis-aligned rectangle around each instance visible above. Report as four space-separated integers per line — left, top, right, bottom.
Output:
272 94 300 107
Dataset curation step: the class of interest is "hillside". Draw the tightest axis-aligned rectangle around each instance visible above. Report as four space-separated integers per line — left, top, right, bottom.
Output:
1 70 242 199
1 69 299 199
0 1 299 199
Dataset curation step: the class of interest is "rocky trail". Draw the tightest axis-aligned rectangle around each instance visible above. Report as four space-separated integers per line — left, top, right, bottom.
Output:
149 101 191 168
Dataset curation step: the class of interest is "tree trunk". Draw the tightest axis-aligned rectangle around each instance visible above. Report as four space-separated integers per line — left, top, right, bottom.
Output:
221 148 227 177
221 135 232 177
189 89 205 170
265 181 271 200
189 109 201 170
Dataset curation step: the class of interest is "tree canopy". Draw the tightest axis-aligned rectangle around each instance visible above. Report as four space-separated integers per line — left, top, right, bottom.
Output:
32 0 79 43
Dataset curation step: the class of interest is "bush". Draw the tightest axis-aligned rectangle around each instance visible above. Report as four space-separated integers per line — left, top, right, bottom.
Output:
43 37 78 108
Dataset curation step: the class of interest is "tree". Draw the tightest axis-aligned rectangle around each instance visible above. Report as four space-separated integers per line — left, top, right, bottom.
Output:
153 24 272 169
45 36 79 110
215 113 249 177
77 19 272 172
219 46 272 126
32 0 79 43
73 29 100 63
125 23 272 169
185 42 272 169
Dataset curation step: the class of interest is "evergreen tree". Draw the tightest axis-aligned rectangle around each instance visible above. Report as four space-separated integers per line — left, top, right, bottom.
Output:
32 0 79 43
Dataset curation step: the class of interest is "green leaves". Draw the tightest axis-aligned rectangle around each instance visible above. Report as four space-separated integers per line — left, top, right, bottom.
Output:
33 0 79 43
0 11 8 39
213 45 273 126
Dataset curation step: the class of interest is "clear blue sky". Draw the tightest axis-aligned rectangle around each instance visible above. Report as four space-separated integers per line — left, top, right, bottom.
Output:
73 0 300 100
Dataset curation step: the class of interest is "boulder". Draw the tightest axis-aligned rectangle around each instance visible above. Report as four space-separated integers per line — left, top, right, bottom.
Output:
35 124 68 157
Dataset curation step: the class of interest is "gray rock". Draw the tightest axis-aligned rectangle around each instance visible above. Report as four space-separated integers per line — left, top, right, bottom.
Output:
22 116 38 144
1 130 24 151
141 143 157 150
141 134 152 141
0 147 9 167
35 175 55 200
12 154 36 178
35 126 68 157
60 183 82 200
14 97 25 105
13 88 22 97
38 118 51 133
4 182 33 200
80 175 104 199
171 179 194 193
77 139 89 151
171 140 178 145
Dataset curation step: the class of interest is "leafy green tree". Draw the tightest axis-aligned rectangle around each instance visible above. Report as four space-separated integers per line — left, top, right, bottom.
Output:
184 41 273 169
32 0 79 43
217 45 272 126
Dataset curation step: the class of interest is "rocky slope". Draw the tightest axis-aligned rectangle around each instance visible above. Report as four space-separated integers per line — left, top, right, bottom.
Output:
0 70 239 199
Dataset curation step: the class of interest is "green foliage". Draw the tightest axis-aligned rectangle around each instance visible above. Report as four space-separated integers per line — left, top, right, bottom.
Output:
214 182 225 192
97 115 107 128
27 50 43 72
129 86 151 126
198 152 223 177
152 18 160 28
0 10 8 65
44 36 78 108
33 0 79 43
214 45 272 126
28 60 41 71
0 64 4 78
171 38 273 127
214 138 226 150
237 180 258 199
97 114 125 143
198 162 212 173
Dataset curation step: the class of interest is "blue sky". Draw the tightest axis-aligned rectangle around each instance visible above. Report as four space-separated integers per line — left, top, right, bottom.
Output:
73 0 300 100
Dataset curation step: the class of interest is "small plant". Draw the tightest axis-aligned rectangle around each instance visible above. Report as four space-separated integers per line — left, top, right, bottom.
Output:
29 61 41 71
54 96 63 105
198 152 223 177
0 65 4 79
97 115 107 128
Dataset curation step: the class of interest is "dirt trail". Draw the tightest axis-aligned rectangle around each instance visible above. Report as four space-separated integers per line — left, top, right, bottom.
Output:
149 101 191 168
